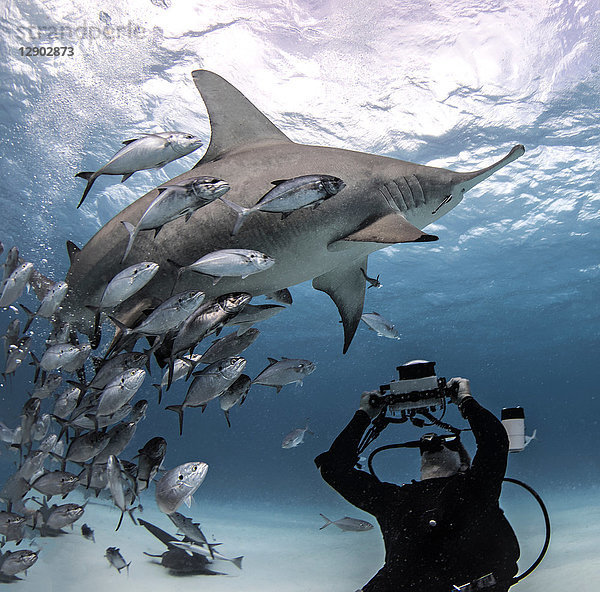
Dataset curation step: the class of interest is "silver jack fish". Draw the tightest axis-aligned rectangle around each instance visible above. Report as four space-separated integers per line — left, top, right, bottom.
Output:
282 422 313 449
121 176 230 262
220 174 346 235
104 546 130 574
155 462 208 515
173 249 275 286
319 514 374 532
361 311 400 340
166 357 246 435
76 131 203 208
254 357 316 393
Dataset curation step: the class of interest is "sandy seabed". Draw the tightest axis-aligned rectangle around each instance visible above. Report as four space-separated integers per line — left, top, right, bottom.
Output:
7 490 599 592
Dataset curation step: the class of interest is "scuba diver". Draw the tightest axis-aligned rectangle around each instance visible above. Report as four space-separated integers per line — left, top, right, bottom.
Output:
315 373 520 592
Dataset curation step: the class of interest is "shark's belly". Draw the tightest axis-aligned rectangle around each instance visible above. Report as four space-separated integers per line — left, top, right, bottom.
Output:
62 143 384 334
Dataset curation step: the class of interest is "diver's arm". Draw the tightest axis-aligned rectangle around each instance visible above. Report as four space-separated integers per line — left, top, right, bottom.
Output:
460 396 509 492
315 410 389 514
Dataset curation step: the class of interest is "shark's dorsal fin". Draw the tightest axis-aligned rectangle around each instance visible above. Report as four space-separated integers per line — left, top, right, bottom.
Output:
271 179 290 186
330 213 438 249
312 257 367 354
191 70 292 164
66 240 81 263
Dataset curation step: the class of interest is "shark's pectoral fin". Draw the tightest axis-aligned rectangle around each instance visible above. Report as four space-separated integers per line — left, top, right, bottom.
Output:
330 213 438 250
312 258 367 354
191 70 292 164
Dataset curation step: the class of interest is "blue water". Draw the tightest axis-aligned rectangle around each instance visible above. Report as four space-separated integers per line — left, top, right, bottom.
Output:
0 1 599 590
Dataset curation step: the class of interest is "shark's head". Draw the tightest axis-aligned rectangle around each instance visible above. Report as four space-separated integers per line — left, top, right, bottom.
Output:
384 145 525 229
428 144 525 224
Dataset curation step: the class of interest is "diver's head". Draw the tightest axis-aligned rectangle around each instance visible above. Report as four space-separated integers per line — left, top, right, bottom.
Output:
419 433 470 480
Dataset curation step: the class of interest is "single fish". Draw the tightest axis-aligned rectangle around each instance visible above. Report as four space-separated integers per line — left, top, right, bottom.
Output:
94 421 137 464
88 262 159 345
89 351 148 390
4 336 30 377
96 368 146 417
254 357 316 393
0 512 26 541
130 399 149 424
32 374 62 399
20 281 69 331
361 312 400 339
166 357 247 435
61 343 92 373
155 461 208 514
19 397 41 454
319 514 374 532
81 523 95 542
76 132 203 207
173 248 274 286
63 430 111 464
282 422 313 449
220 374 252 427
106 455 137 530
70 405 133 430
53 385 82 419
31 413 51 441
0 549 39 578
31 470 79 498
104 546 130 574
360 267 382 289
121 176 230 262
1 247 19 284
135 437 167 494
167 511 211 548
35 500 85 532
39 344 84 372
199 328 259 365
2 319 20 361
45 322 71 347
220 174 346 235
0 262 34 308
17 449 48 483
95 262 160 310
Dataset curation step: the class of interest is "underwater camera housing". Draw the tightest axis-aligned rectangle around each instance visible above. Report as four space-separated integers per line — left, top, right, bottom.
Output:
372 360 457 415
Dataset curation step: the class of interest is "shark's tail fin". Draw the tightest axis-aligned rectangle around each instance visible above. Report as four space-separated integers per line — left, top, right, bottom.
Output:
75 172 98 208
218 196 252 235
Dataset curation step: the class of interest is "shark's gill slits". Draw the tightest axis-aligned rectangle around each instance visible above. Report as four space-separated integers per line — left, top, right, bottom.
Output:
406 175 425 207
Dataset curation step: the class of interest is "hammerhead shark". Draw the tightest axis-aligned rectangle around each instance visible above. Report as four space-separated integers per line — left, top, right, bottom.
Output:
61 70 524 353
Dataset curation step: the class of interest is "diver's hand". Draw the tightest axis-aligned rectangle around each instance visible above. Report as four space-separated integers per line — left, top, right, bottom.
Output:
359 390 386 419
447 377 472 406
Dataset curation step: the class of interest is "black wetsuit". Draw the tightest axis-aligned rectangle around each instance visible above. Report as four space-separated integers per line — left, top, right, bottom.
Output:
315 398 520 592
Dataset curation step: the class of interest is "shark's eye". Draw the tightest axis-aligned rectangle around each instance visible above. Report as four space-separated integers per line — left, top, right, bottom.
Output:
191 466 197 471
178 474 183 480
